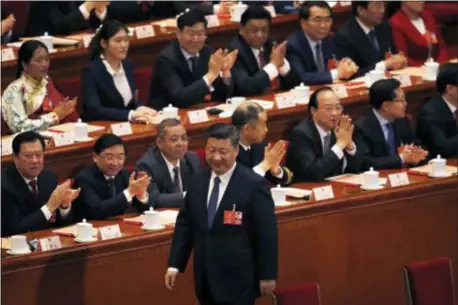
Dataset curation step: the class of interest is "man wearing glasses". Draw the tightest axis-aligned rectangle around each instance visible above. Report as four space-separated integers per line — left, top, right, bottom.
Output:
286 1 358 85
228 5 300 97
355 78 428 170
149 8 237 109
73 134 152 220
136 118 201 208
286 87 363 182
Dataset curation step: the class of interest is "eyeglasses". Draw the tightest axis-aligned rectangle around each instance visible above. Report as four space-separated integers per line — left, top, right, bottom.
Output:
99 154 126 162
323 105 344 113
308 17 333 25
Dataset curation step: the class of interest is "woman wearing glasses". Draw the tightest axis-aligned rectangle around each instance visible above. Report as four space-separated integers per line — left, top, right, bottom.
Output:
81 19 157 123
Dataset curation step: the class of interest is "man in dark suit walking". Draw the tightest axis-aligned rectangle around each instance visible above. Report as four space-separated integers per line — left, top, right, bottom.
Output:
149 8 237 109
286 87 363 182
334 1 407 76
355 78 428 170
417 63 458 158
165 123 278 305
286 1 358 85
232 101 293 185
73 134 152 221
136 118 201 208
1 132 80 236
228 5 300 97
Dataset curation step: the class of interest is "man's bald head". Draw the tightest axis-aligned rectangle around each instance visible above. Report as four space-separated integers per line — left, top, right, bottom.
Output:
231 102 268 144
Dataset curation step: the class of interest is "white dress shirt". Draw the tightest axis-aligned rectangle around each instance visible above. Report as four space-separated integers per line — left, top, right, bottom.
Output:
239 142 284 179
79 4 107 21
372 108 405 163
442 95 457 115
161 152 183 192
314 121 357 171
411 17 426 35
21 175 71 220
207 162 237 210
180 47 215 92
304 33 338 80
250 47 291 81
355 17 387 71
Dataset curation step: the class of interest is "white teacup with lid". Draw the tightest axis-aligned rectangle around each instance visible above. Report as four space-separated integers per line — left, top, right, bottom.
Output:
428 155 448 177
230 2 248 21
142 207 163 230
271 185 287 205
293 83 310 105
39 32 53 50
76 219 94 242
73 119 88 140
361 167 382 190
161 104 179 119
423 60 439 81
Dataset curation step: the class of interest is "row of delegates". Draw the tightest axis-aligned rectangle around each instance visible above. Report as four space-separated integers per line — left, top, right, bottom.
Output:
165 123 278 305
81 20 158 123
1 40 79 135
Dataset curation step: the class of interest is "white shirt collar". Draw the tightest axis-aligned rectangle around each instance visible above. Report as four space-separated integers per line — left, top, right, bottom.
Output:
313 120 331 140
101 55 125 77
442 95 457 115
373 108 391 126
355 17 373 35
161 152 180 172
239 142 250 151
210 162 237 185
104 175 115 180
20 173 36 185
250 47 264 58
304 33 321 49
180 47 199 61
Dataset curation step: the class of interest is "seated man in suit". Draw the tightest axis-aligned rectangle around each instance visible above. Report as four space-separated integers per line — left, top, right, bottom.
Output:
149 8 237 109
1 9 16 43
334 1 407 76
1 132 80 236
286 87 362 182
355 78 428 170
25 1 109 36
228 5 300 97
165 123 278 305
287 1 358 85
73 134 152 221
417 63 458 158
232 101 293 185
136 118 201 208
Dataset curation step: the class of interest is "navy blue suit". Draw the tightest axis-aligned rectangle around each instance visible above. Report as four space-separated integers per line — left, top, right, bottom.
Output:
81 58 139 121
287 30 337 85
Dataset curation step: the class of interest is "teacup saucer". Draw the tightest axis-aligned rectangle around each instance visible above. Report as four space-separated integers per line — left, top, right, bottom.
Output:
141 225 165 231
360 184 384 191
7 248 32 256
74 237 98 243
428 172 452 178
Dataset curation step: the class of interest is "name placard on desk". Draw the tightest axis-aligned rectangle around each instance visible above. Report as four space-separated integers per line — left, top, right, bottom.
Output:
1 48 15 62
388 172 410 187
188 109 209 124
52 132 75 147
275 94 296 109
135 25 155 39
312 185 335 201
332 85 349 98
110 122 133 136
392 74 412 87
39 236 62 252
99 224 122 240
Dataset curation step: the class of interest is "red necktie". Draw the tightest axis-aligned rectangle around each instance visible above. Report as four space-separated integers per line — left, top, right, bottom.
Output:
259 50 279 91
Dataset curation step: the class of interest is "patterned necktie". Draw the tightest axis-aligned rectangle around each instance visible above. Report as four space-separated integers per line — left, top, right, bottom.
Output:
172 166 181 192
368 29 380 52
29 180 39 201
315 43 325 72
107 178 116 198
385 122 397 156
207 176 221 228
323 134 331 154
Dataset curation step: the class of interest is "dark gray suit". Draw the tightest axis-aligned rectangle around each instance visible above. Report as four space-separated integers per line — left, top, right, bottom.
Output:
136 145 201 208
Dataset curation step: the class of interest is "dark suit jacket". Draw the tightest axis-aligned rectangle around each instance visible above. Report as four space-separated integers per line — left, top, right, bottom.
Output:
1 166 73 236
73 163 152 221
149 1 216 18
25 1 102 36
355 109 423 170
149 40 233 110
135 146 201 209
390 9 448 67
228 34 301 97
168 164 277 303
286 117 363 182
81 58 139 121
107 1 155 23
237 142 293 186
417 95 458 158
286 30 336 85
334 17 398 76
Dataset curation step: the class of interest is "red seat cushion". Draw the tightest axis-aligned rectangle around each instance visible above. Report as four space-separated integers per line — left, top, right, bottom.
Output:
133 67 152 105
194 148 207 168
53 76 83 115
2 1 30 35
273 283 321 305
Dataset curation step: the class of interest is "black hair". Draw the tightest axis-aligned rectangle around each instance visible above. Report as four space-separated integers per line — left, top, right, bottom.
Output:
240 5 272 27
94 133 125 155
307 86 335 113
231 103 265 130
205 123 240 148
157 118 182 138
351 1 369 16
436 63 458 94
89 20 129 60
369 78 402 109
299 1 333 20
177 8 207 30
16 40 48 78
12 131 46 155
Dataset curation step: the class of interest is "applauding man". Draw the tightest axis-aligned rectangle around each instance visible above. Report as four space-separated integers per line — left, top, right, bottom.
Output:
232 101 293 185
149 8 237 109
355 79 428 169
73 134 152 221
286 87 363 182
2 132 80 236
229 5 300 97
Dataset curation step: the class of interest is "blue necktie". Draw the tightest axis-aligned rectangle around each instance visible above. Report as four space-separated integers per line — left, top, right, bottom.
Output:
368 29 380 52
386 123 396 156
207 176 221 228
315 43 325 72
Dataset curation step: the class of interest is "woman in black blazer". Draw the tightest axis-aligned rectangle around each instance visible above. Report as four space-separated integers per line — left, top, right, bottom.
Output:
81 20 157 122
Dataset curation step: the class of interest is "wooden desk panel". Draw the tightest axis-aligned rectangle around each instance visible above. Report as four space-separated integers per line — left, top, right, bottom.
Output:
2 164 457 305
